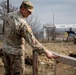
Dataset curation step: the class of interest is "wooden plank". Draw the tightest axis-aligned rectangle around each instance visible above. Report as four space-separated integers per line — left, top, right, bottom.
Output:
51 51 76 67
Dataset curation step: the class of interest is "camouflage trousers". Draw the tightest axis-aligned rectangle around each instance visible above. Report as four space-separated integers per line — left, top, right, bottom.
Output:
2 51 25 75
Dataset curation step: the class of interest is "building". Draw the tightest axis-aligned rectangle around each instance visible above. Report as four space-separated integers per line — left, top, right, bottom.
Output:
42 24 76 40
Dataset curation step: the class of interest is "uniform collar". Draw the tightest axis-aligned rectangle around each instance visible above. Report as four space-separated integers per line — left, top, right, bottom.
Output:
17 11 25 18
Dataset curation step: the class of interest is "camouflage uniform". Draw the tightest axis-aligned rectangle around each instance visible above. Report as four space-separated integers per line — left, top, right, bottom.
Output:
2 11 47 75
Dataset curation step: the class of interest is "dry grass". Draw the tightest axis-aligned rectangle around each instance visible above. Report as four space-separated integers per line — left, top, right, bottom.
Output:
0 41 76 75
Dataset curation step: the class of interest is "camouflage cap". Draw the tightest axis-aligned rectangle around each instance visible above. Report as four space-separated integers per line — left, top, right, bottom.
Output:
21 0 34 12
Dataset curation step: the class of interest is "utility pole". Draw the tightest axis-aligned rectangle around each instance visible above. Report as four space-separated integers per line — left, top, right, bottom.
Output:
53 12 54 26
7 0 9 13
52 12 55 40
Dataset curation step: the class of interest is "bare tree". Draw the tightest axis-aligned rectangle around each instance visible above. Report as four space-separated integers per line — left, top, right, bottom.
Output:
0 0 18 21
0 1 18 14
45 23 59 41
26 15 41 33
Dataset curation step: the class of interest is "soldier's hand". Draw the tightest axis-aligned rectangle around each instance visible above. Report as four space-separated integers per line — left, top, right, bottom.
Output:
44 50 58 59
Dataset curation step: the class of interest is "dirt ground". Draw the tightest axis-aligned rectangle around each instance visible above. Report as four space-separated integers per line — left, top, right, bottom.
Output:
0 40 76 75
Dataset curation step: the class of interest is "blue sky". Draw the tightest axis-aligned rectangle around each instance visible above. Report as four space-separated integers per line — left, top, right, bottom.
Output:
0 0 76 25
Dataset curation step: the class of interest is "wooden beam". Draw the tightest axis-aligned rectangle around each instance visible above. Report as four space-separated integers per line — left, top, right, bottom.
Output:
51 51 76 67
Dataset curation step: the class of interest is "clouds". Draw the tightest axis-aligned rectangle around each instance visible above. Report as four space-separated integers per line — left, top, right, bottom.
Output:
30 0 76 24
0 0 76 24
33 0 76 12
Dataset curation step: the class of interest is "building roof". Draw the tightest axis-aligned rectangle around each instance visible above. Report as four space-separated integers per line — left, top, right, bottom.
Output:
55 24 76 28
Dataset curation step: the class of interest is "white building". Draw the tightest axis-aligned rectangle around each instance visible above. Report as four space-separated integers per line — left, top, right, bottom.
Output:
55 24 76 28
43 24 55 39
43 24 76 39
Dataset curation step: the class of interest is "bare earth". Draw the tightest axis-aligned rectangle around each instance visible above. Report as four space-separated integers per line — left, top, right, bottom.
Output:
0 41 76 75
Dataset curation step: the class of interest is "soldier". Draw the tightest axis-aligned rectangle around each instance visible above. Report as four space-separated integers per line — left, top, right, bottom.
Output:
2 0 57 75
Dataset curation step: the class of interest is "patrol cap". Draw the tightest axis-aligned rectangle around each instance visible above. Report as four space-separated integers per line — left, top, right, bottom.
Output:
21 0 34 12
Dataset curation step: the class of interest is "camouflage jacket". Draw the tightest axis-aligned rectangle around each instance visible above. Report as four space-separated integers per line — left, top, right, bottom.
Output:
2 11 46 55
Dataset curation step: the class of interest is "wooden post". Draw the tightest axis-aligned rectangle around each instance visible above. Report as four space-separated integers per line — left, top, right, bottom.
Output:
74 37 76 44
33 50 38 75
54 60 63 75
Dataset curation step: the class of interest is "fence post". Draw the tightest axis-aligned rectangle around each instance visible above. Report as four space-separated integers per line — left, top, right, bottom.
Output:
33 50 38 75
54 60 63 75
